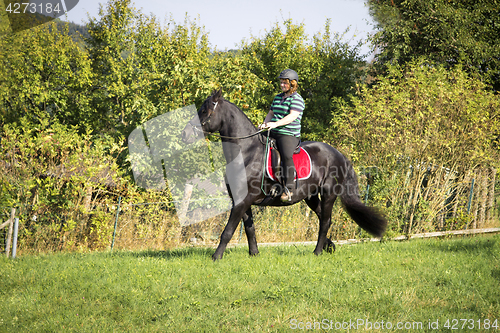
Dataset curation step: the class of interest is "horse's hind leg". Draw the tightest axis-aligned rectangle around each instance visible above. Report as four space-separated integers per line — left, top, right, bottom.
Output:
242 208 259 256
310 194 337 256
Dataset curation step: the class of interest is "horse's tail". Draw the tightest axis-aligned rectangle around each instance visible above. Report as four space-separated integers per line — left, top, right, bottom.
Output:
340 161 387 238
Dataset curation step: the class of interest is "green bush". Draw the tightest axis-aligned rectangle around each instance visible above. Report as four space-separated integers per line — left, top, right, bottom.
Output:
337 59 500 234
0 117 123 252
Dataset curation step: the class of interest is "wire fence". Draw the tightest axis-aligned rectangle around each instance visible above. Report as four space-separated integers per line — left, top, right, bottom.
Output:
2 172 499 256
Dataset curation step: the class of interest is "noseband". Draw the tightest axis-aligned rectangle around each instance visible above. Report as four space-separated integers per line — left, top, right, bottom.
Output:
189 101 218 131
203 101 218 126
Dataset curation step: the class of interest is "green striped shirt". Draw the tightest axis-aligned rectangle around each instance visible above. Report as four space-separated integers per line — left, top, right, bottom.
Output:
270 92 305 137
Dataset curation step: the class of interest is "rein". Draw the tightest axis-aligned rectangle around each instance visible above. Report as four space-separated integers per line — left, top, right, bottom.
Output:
191 125 268 140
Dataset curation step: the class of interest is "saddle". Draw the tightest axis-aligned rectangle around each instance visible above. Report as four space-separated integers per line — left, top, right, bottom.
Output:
265 139 312 183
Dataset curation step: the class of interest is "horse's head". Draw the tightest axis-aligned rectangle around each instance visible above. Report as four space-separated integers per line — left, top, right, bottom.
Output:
182 89 224 144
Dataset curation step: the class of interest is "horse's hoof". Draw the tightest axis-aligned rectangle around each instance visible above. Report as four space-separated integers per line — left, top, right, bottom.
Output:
212 253 223 261
324 239 336 254
249 250 259 257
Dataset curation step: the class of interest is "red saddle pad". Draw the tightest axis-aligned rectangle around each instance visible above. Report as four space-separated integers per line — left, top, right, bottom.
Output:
266 146 312 181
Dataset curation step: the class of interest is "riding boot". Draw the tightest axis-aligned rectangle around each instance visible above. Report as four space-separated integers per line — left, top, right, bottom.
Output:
280 162 296 202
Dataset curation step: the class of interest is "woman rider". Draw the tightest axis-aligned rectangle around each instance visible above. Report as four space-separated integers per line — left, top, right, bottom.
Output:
259 69 305 202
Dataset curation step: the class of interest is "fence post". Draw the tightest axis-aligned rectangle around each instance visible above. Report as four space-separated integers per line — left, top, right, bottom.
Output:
364 184 370 204
5 208 15 258
178 184 193 225
239 220 244 243
111 196 122 250
12 218 19 259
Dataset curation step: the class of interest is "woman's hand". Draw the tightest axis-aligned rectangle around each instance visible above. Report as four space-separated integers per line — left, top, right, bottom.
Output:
259 122 278 130
260 110 274 130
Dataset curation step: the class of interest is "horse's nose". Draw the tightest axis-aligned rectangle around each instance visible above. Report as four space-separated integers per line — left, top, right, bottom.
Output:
181 125 193 143
181 128 188 142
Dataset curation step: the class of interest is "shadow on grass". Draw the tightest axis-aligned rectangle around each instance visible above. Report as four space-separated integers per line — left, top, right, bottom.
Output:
127 246 259 260
125 243 319 261
426 235 498 254
492 269 500 281
130 247 216 260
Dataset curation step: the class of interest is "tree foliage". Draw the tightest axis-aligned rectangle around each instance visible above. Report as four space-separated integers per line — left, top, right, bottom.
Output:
1 0 365 143
0 116 123 250
337 59 500 171
84 0 268 143
0 22 93 128
368 0 500 90
336 60 500 234
85 0 158 137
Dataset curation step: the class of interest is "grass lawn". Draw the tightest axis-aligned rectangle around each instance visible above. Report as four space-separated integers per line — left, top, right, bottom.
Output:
1 234 499 332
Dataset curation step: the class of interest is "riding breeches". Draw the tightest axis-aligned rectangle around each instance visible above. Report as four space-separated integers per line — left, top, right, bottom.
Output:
270 131 299 190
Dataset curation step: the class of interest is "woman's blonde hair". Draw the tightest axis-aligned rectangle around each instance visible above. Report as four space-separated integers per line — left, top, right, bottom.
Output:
289 79 298 94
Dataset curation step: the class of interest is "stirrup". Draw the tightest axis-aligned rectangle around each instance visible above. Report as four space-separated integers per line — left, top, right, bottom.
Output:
280 187 292 202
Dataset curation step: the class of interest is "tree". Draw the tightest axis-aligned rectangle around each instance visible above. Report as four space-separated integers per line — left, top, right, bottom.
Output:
85 0 151 137
368 0 500 90
0 117 123 251
85 0 215 139
337 59 500 172
0 21 94 129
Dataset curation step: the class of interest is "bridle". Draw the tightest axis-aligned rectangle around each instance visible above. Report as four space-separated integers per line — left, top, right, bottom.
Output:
187 100 268 140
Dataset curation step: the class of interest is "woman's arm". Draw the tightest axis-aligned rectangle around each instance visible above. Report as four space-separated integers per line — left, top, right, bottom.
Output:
264 110 274 123
264 110 300 129
259 110 274 129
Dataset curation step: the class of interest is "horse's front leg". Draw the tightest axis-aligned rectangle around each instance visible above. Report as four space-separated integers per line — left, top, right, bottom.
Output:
213 204 248 260
242 208 259 256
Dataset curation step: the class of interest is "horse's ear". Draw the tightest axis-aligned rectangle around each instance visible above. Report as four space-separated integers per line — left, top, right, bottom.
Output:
212 88 223 102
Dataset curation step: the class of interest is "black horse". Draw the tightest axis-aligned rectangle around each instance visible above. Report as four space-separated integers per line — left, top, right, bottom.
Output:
182 89 386 260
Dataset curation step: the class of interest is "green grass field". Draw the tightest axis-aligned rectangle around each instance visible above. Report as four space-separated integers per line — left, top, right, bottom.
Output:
1 234 499 332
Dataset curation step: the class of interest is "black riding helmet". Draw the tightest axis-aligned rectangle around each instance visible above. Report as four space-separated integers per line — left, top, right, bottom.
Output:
278 69 299 83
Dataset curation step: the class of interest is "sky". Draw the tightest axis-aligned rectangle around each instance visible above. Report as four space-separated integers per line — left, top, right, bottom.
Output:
62 0 375 57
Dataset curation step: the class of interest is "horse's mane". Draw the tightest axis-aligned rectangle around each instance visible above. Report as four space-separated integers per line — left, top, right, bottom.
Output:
213 91 258 131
